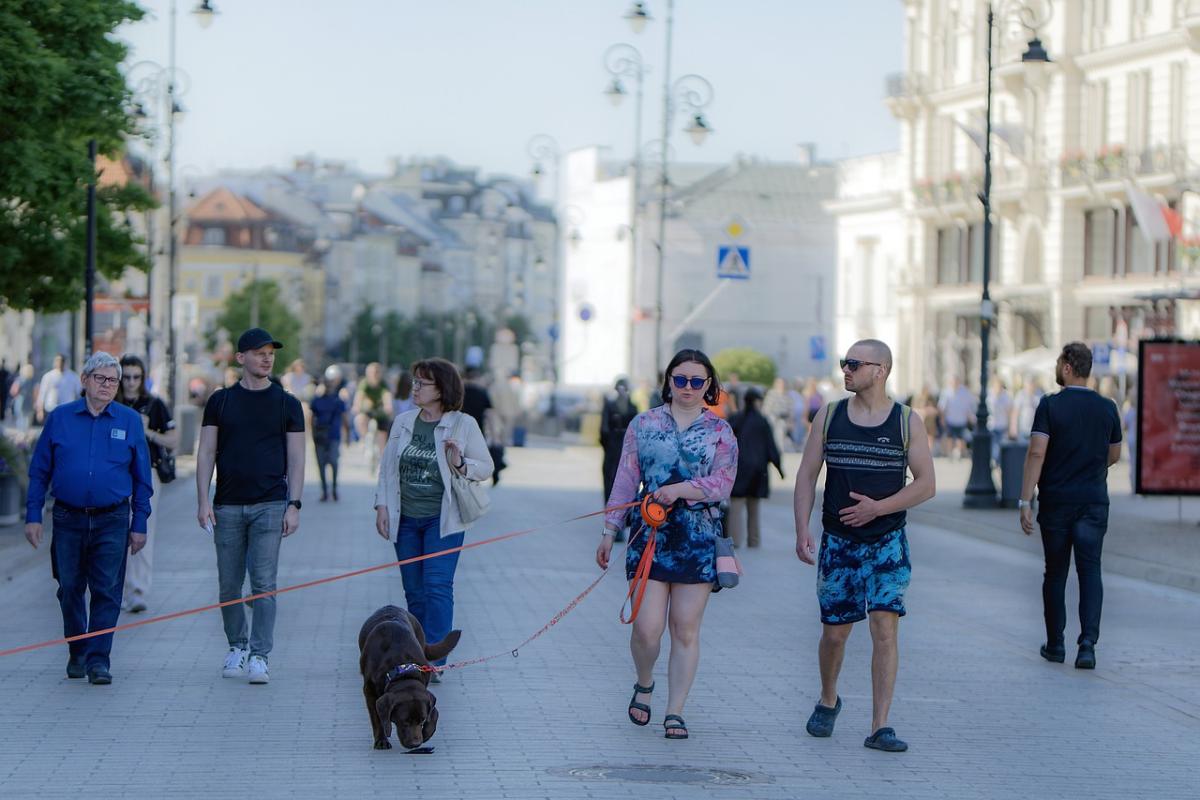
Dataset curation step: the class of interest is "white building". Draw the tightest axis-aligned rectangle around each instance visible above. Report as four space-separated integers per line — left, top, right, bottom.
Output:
562 146 839 387
832 0 1200 398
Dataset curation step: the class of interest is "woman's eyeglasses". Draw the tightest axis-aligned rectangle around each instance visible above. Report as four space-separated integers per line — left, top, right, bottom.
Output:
839 358 882 372
671 374 708 390
412 378 430 390
122 374 143 382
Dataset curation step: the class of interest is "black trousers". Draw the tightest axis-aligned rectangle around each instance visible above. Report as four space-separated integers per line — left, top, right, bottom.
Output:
1037 502 1109 646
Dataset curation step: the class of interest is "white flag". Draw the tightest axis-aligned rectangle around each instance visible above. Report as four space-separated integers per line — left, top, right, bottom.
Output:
1124 181 1171 243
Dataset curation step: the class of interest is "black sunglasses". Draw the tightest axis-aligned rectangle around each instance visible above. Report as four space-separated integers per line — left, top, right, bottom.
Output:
840 358 882 372
671 374 709 390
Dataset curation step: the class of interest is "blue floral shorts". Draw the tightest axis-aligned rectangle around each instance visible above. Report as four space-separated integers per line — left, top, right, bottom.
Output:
816 527 911 625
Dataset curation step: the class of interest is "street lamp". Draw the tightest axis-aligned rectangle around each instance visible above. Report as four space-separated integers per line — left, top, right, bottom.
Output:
624 0 715 379
603 42 647 381
963 2 1052 509
527 133 563 424
132 0 216 409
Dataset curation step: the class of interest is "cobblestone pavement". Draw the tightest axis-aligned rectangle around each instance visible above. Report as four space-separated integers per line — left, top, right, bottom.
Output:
0 442 1196 799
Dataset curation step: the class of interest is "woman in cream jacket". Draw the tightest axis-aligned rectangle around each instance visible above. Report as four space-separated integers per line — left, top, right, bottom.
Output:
374 358 493 671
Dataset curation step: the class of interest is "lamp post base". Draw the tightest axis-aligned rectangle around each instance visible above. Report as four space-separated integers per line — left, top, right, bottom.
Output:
962 429 999 508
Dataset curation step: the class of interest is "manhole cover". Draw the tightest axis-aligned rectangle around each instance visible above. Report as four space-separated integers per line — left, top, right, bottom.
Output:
550 764 770 785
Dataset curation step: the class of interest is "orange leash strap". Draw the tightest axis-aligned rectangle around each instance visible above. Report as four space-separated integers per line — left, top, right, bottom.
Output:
620 497 669 625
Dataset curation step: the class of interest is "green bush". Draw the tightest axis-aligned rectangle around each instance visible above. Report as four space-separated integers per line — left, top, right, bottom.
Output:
711 348 776 386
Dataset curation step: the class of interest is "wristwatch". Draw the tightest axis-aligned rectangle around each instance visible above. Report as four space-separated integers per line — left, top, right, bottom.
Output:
1018 499 1033 510
288 499 303 511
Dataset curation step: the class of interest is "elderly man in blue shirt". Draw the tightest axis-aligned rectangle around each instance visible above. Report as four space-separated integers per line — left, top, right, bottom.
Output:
25 351 153 685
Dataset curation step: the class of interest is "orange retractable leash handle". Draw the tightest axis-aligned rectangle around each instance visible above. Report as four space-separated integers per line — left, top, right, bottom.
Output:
620 496 670 625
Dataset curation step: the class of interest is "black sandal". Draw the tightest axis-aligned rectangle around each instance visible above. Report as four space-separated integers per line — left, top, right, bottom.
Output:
627 682 654 726
663 714 689 739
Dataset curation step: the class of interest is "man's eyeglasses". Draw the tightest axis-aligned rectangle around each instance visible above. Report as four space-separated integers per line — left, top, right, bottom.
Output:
90 375 120 386
839 359 882 372
671 374 708 390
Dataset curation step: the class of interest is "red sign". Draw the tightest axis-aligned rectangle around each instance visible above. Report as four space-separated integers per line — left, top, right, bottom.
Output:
1137 340 1200 495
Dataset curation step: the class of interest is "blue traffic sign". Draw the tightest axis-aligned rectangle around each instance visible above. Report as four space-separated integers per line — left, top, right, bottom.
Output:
717 246 750 280
810 335 827 361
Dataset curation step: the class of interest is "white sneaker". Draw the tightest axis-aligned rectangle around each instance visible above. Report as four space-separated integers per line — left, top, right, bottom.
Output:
222 647 249 678
247 655 270 684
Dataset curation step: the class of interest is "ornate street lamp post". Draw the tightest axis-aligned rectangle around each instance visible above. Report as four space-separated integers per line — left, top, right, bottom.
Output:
963 2 1052 508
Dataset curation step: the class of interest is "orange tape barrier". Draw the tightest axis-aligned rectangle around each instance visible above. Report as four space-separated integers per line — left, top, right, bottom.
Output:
0 501 642 661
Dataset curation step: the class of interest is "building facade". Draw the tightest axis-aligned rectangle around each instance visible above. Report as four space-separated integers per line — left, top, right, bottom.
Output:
833 0 1200 398
562 146 839 388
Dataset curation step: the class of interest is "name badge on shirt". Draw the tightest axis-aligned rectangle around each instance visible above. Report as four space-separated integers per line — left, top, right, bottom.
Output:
111 428 127 441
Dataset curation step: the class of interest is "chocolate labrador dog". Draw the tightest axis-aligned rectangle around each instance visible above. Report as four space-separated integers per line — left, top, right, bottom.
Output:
358 605 461 751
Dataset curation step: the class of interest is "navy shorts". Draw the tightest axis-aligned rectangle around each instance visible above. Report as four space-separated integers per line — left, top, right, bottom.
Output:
816 528 911 625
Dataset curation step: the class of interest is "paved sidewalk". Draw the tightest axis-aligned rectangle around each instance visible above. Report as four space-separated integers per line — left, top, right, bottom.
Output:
0 442 1196 799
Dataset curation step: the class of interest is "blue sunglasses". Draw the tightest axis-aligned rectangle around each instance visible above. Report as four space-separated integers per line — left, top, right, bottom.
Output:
671 374 708 390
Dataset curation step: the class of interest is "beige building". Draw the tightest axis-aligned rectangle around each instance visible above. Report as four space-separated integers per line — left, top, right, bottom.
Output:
832 0 1200 397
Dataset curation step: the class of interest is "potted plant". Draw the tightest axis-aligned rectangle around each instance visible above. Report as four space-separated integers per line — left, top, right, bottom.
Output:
0 430 33 526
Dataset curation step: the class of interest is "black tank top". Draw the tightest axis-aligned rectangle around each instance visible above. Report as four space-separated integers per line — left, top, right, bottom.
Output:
822 399 908 543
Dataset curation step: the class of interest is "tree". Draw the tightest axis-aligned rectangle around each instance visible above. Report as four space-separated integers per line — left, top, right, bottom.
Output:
0 1 155 312
209 280 301 367
712 347 777 386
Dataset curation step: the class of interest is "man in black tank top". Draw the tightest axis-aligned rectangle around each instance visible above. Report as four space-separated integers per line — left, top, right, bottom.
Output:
792 339 936 753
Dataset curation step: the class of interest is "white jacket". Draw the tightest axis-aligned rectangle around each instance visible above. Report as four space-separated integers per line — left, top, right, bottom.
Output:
374 409 494 540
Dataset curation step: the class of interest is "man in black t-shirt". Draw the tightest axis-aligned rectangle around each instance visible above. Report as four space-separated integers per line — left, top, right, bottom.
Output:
1019 342 1122 670
196 328 305 685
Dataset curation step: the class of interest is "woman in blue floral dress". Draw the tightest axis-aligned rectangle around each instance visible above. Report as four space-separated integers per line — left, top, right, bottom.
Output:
595 349 738 740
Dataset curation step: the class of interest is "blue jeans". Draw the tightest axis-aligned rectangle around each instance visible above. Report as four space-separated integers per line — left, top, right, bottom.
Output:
214 502 285 658
1037 502 1109 646
395 515 464 665
49 503 130 671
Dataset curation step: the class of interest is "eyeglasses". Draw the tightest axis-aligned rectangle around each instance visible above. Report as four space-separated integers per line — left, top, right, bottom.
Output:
412 378 430 390
90 375 120 386
122 374 143 382
671 374 709 390
839 359 882 372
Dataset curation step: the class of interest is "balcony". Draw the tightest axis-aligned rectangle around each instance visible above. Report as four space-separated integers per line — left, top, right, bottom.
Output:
1060 144 1187 187
884 71 926 120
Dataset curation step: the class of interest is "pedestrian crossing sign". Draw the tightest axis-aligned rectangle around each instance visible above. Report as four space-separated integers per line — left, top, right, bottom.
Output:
717 246 750 280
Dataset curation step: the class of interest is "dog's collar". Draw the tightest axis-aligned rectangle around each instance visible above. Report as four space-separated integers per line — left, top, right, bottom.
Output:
384 662 428 686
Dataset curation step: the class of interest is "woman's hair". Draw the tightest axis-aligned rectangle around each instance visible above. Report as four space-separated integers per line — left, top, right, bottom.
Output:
118 354 149 403
394 370 413 401
742 386 763 411
411 357 464 411
659 348 721 406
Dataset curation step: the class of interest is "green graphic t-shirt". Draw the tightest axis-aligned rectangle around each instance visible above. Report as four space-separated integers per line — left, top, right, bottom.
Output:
399 416 444 518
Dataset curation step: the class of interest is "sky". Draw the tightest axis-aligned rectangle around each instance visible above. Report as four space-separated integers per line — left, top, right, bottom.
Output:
116 0 904 182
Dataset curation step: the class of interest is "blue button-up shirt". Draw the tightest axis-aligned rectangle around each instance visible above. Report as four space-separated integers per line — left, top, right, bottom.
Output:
26 399 154 533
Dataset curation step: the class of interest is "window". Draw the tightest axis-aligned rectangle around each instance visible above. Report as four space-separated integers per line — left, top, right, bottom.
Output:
1126 70 1151 155
1084 306 1113 340
1083 80 1109 154
1084 207 1117 277
1170 62 1186 146
201 227 225 246
204 275 222 299
936 222 996 285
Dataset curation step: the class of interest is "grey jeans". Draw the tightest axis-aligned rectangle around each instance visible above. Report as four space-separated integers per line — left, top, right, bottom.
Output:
214 501 285 658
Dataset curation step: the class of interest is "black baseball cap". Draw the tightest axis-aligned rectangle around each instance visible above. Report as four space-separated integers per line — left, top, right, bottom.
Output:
237 328 283 353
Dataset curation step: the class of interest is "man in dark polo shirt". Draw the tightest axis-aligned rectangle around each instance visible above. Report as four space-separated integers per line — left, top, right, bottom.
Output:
1019 341 1122 669
24 352 153 685
196 328 305 685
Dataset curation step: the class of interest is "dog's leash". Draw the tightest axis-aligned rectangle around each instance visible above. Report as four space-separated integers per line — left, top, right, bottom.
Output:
0 500 641 660
619 497 669 625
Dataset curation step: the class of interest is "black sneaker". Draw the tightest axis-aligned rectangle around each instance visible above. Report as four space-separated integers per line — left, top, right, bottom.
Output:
66 659 86 680
1040 643 1066 663
87 667 112 685
805 696 842 737
1075 641 1096 669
